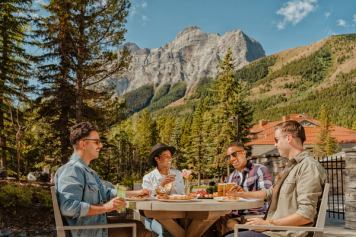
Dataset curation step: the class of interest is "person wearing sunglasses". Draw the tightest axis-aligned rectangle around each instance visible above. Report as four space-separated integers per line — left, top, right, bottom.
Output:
55 122 153 237
215 143 272 236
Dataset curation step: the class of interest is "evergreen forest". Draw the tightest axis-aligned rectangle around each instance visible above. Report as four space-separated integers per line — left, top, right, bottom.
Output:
0 1 355 189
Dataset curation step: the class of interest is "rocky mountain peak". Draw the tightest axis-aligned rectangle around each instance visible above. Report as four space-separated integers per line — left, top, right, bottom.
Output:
112 26 265 95
176 26 205 39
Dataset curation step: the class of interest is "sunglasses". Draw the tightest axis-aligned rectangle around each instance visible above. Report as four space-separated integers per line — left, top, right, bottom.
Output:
224 150 244 161
83 138 102 145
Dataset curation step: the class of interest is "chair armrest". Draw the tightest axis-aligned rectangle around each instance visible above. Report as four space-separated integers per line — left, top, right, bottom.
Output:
58 222 136 231
233 224 324 237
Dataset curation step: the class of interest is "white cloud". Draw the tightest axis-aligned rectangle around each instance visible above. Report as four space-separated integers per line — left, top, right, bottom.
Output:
353 14 356 22
276 0 318 30
141 15 150 26
336 19 347 27
129 0 149 25
325 12 331 18
141 1 148 8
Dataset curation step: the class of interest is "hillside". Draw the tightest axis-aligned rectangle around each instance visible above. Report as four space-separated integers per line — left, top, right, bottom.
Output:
124 34 356 129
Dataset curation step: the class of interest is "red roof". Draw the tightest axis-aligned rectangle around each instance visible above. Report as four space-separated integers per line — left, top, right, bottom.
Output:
246 114 356 145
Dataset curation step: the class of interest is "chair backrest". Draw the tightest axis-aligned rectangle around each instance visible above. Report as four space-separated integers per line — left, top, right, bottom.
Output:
314 183 329 229
51 186 65 229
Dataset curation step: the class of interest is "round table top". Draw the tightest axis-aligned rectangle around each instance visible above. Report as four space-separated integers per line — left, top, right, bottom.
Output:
127 198 264 211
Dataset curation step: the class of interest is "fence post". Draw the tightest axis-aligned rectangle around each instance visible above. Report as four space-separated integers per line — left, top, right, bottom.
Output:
344 147 356 229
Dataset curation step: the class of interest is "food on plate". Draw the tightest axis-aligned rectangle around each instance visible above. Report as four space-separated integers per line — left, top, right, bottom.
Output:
126 196 149 201
224 196 240 201
167 194 194 200
126 192 150 200
192 190 214 199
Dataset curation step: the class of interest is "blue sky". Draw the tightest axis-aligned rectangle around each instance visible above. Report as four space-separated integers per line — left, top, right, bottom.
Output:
125 0 356 55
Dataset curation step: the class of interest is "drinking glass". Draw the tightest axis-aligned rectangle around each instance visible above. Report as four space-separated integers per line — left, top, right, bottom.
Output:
116 184 127 213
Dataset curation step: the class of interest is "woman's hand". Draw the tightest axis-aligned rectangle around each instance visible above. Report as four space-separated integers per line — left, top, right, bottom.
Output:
126 189 151 197
160 174 176 186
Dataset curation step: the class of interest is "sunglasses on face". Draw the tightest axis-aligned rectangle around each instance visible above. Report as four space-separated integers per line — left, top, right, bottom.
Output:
83 138 102 145
224 150 244 161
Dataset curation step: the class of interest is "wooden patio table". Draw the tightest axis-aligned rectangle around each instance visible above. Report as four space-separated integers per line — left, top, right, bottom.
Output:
127 198 264 237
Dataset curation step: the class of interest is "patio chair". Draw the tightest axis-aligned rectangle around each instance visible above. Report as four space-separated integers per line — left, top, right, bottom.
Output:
50 186 137 237
233 183 330 237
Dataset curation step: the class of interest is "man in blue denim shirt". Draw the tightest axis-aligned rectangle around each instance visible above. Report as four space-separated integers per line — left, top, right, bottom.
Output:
55 122 152 237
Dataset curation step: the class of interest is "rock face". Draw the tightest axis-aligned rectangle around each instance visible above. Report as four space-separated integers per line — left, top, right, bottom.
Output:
114 26 265 95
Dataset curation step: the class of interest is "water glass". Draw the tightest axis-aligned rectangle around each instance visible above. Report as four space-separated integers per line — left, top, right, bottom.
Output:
116 184 127 213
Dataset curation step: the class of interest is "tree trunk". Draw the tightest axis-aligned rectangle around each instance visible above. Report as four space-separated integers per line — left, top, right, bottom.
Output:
0 15 8 170
75 3 86 122
16 129 21 181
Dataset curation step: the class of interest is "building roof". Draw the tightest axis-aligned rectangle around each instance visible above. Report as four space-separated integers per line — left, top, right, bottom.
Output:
246 114 356 146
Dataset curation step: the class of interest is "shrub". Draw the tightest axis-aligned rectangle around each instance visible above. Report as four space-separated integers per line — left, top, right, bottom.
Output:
0 184 52 208
0 184 32 208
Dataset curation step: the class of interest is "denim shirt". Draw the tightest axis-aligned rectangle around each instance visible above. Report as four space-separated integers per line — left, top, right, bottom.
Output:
55 153 117 237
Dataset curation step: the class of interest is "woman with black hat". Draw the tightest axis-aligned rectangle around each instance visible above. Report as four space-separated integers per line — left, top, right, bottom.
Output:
142 143 185 237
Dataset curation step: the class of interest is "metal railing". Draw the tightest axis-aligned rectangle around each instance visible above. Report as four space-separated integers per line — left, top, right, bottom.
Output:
317 155 345 220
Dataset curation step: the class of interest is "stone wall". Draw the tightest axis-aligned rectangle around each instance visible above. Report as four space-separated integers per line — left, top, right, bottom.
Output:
345 147 356 229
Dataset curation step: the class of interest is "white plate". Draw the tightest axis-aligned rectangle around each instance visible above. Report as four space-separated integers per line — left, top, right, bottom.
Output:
125 197 151 201
239 198 261 202
157 198 200 202
214 197 260 202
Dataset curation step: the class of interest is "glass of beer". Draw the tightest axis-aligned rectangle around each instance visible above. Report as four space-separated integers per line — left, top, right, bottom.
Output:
217 183 226 196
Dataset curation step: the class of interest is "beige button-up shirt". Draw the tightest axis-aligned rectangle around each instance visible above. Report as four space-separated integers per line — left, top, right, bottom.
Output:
264 151 327 237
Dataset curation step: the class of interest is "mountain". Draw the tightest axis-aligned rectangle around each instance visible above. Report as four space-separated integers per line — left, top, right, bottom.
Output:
155 34 356 129
113 26 265 95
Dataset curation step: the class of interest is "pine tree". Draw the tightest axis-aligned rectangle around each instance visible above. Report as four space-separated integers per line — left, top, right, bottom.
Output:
68 0 131 121
34 0 77 164
314 105 339 156
187 102 206 184
210 49 253 166
0 0 34 170
132 109 156 174
34 0 130 163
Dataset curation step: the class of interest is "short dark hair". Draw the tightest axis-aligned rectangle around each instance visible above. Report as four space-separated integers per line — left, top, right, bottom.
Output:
228 142 245 150
228 142 251 157
69 122 98 146
275 120 306 144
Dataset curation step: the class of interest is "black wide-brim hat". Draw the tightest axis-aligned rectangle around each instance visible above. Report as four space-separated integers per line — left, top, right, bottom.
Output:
149 143 176 166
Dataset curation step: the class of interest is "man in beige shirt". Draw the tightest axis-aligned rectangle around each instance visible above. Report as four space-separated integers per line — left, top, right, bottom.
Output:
226 120 326 237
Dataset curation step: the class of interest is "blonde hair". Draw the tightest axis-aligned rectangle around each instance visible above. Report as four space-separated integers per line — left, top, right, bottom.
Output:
275 120 306 144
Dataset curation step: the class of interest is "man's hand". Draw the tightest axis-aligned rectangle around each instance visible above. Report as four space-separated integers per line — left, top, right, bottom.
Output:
103 197 126 212
245 217 269 225
245 217 271 232
226 185 244 196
